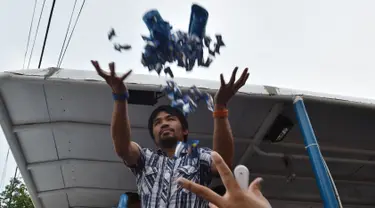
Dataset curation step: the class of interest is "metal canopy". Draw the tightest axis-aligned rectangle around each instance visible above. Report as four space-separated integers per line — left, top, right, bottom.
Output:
1 68 375 208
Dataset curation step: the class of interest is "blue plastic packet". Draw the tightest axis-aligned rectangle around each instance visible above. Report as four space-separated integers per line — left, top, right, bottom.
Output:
174 140 200 158
117 193 128 208
187 139 200 158
204 93 214 112
163 80 214 116
140 4 224 74
187 139 200 148
188 4 209 40
142 10 172 42
164 80 183 100
188 86 214 112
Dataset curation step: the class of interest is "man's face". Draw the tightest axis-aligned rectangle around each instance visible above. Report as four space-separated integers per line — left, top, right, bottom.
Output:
152 111 188 149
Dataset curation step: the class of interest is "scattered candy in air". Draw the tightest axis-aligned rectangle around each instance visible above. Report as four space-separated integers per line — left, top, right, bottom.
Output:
162 80 214 116
107 28 132 53
108 28 116 41
114 43 132 53
141 4 225 76
107 4 225 78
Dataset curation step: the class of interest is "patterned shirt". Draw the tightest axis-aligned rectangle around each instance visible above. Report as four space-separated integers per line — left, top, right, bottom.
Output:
126 145 213 208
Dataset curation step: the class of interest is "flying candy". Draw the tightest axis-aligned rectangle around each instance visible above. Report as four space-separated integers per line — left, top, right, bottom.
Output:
141 4 225 77
108 28 132 53
188 85 214 112
162 80 214 116
108 28 116 41
174 140 200 158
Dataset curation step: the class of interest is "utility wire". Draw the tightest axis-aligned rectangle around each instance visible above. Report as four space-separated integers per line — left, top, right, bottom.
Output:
22 0 38 69
58 0 86 68
57 0 78 67
0 148 10 190
7 167 18 208
27 0 47 69
38 0 57 69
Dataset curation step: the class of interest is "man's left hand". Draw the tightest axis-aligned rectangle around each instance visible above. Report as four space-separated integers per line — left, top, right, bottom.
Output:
177 152 271 208
214 67 249 106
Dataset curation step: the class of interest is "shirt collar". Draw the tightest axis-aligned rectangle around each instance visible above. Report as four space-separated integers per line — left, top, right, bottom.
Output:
156 148 188 157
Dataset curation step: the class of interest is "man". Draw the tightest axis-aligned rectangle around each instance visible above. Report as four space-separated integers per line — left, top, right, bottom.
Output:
91 60 249 208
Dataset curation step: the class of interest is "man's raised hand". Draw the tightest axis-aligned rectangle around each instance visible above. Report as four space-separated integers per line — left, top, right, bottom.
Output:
214 67 249 106
91 60 132 94
177 152 271 208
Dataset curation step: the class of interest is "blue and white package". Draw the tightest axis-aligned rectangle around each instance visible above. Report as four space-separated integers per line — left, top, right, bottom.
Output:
117 193 128 208
174 140 200 158
162 80 214 116
140 4 225 76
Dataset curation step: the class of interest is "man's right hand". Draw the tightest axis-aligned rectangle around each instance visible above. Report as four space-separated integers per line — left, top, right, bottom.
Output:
91 60 132 94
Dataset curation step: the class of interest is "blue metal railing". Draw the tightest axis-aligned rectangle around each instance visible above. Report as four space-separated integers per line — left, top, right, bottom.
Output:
293 96 340 208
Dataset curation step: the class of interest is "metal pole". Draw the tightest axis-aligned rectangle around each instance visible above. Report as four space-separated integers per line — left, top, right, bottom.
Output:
293 96 339 208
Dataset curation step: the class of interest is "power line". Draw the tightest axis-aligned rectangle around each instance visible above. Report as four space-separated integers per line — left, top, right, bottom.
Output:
0 148 10 190
38 0 57 69
27 0 47 69
22 0 38 69
7 167 18 208
57 0 78 67
58 0 86 68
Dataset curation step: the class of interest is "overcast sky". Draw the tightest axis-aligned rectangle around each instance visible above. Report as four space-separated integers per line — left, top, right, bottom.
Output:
1 0 375 190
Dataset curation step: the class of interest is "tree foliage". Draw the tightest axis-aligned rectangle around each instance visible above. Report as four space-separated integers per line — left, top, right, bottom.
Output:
0 177 34 208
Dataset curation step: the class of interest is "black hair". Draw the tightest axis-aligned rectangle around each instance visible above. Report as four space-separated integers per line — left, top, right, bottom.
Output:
148 105 189 142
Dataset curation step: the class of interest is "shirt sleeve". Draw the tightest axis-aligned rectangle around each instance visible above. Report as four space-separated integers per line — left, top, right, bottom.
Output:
124 144 152 177
198 147 213 186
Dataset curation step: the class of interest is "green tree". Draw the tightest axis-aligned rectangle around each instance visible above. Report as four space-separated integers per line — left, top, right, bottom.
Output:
0 177 34 208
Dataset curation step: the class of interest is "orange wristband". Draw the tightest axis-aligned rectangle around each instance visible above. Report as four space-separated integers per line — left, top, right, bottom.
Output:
213 109 229 118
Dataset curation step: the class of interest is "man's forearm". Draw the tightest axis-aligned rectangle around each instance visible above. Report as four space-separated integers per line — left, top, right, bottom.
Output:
213 105 234 169
111 101 132 158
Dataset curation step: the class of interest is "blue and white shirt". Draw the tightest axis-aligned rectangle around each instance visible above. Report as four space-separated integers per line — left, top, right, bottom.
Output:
126 146 213 208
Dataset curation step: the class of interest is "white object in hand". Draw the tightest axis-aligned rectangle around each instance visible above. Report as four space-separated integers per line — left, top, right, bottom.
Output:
234 165 250 191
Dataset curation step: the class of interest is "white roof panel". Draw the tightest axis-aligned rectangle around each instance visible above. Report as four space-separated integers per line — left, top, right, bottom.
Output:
1 68 375 207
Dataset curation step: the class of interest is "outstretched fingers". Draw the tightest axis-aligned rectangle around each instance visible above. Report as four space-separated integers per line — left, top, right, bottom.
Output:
234 68 249 91
211 152 241 192
228 67 238 86
91 60 107 78
248 177 264 197
109 62 115 77
220 74 226 86
121 70 133 81
209 203 219 208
